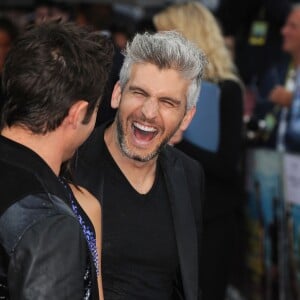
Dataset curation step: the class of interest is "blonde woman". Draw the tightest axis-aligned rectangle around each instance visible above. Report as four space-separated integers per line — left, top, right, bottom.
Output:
154 3 244 300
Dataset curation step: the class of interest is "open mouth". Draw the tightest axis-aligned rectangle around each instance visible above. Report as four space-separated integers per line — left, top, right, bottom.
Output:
132 122 158 142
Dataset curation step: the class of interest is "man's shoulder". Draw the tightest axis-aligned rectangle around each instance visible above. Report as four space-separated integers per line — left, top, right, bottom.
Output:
163 144 201 165
0 193 77 255
161 145 203 174
160 146 204 213
0 159 45 215
0 163 78 257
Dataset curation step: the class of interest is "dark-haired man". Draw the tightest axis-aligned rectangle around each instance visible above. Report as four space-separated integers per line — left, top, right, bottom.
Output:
0 21 113 299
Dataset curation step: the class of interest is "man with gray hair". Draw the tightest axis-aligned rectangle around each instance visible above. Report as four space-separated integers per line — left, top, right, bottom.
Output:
74 30 207 300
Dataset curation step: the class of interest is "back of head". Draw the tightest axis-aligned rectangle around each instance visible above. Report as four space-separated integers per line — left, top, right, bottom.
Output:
119 30 207 109
153 1 238 82
1 21 113 133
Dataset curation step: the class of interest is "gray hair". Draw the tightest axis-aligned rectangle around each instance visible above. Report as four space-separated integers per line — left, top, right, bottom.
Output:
119 30 207 110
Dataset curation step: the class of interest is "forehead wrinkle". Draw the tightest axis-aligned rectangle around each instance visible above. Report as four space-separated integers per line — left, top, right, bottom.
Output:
128 63 189 105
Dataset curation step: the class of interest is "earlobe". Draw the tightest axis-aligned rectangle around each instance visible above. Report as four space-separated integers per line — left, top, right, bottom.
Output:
111 81 122 109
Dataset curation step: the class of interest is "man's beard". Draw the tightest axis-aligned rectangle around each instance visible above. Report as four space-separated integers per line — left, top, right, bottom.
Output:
115 111 180 162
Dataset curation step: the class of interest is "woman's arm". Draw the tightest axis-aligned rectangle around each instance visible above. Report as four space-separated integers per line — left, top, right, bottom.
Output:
70 184 104 300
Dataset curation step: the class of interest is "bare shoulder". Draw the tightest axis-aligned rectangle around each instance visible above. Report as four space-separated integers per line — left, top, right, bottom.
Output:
69 184 101 213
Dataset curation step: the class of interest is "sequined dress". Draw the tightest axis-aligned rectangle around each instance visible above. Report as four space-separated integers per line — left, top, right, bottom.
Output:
60 178 99 300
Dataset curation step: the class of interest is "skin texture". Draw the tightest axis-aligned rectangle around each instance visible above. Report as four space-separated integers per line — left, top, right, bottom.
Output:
269 85 293 107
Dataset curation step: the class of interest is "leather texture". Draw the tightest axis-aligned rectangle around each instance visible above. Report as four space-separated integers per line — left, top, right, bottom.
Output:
0 135 99 300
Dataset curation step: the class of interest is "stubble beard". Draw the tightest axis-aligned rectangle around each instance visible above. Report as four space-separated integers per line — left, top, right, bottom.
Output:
115 111 180 163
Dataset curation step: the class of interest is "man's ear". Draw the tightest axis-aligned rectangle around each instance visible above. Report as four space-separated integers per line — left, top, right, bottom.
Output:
180 106 196 131
111 81 122 109
64 100 89 129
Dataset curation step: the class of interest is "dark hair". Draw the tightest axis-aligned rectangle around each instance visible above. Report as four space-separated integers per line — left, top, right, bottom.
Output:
1 21 113 133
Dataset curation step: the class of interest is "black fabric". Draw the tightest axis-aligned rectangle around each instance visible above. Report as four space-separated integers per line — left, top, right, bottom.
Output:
0 135 69 212
0 135 99 300
199 213 237 300
7 213 88 299
176 80 244 220
176 80 244 300
74 122 205 300
101 145 178 300
0 244 9 299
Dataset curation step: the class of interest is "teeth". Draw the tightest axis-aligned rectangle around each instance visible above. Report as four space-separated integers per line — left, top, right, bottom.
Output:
133 122 156 132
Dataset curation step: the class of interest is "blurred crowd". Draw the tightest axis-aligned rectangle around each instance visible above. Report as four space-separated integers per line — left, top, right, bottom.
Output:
1 0 300 149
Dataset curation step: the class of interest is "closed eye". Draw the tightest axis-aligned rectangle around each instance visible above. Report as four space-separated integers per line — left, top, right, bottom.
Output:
128 86 148 98
133 91 145 96
160 98 181 108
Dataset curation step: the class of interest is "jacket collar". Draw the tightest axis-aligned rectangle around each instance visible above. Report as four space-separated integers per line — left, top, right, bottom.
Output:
159 147 198 300
0 135 69 202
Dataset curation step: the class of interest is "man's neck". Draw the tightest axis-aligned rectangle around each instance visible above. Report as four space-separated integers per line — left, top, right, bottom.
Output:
1 126 63 176
104 124 157 194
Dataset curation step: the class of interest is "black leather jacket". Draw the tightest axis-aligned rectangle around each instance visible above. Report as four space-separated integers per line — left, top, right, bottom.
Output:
0 135 98 299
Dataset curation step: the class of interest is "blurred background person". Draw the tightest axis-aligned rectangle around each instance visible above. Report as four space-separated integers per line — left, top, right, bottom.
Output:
110 24 130 51
154 2 244 299
215 0 291 130
0 17 18 108
33 0 52 24
216 0 290 87
33 0 72 25
250 4 300 152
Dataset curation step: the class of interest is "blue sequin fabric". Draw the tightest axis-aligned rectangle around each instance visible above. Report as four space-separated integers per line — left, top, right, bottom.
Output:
59 178 99 300
69 190 100 276
59 178 99 275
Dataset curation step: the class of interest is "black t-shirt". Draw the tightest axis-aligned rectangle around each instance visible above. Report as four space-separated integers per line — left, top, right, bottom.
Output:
101 144 179 300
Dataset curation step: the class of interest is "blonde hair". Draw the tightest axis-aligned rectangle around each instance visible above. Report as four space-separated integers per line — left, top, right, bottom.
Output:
153 1 239 82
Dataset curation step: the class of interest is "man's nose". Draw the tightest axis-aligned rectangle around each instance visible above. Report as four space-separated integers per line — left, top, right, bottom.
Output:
141 98 159 120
